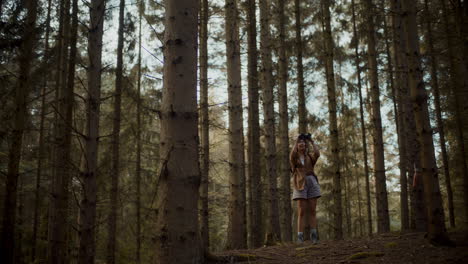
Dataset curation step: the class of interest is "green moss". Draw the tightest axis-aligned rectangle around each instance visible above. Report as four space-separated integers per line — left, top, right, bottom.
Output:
295 245 318 251
348 251 384 260
385 242 398 248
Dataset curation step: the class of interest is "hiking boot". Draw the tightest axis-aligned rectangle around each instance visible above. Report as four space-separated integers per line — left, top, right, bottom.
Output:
297 232 304 243
311 229 319 244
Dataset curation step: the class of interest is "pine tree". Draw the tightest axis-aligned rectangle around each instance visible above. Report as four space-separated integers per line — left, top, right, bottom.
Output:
321 0 343 239
351 0 372 236
278 0 292 242
260 0 281 244
245 0 263 248
225 0 247 249
0 1 37 263
154 0 202 262
79 0 106 262
107 0 125 262
199 0 210 251
363 0 390 233
402 0 449 244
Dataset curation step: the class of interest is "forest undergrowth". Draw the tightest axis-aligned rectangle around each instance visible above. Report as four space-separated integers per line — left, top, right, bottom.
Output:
210 230 468 264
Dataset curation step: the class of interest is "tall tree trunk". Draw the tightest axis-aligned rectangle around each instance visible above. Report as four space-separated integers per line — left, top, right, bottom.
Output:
363 0 390 233
424 0 455 228
78 0 105 263
383 4 410 231
337 52 351 238
440 0 468 225
402 0 449 244
295 0 306 133
154 0 202 263
391 0 420 230
260 0 281 245
17 177 24 264
322 0 343 239
351 0 372 236
225 0 247 250
397 1 427 231
0 1 37 263
246 0 262 249
32 0 52 261
48 0 75 262
278 0 292 242
199 0 210 252
135 1 143 263
391 0 411 232
107 0 125 262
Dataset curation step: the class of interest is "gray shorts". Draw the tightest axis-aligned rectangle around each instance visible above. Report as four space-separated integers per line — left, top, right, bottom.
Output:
292 174 321 200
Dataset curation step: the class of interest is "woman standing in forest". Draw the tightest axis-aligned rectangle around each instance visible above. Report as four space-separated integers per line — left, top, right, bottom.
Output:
290 133 321 243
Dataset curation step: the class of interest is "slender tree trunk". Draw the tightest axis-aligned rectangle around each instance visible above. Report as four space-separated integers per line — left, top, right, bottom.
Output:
199 0 210 252
337 52 351 238
260 0 281 244
391 0 411 231
402 0 449 244
424 0 455 228
322 0 343 239
278 0 292 242
441 0 468 225
391 0 420 230
32 0 52 261
17 177 24 264
135 2 143 263
78 0 105 263
48 0 76 262
0 1 37 263
107 0 125 262
246 0 262 249
383 4 410 231
363 0 390 233
154 0 202 263
295 0 306 133
351 0 372 236
225 0 247 249
398 1 427 231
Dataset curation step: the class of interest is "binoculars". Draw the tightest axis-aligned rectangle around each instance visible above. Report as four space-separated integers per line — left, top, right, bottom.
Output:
298 133 312 140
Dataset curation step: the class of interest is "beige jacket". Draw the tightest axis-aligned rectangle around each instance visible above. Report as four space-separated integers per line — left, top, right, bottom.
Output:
290 143 320 190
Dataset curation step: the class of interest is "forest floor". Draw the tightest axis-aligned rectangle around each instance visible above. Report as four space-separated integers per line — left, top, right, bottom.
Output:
209 230 468 263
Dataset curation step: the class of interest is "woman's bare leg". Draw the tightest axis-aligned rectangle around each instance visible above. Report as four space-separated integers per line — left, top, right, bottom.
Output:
308 198 317 229
297 199 307 232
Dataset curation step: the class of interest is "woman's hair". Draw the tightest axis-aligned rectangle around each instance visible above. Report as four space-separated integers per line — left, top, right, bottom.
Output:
290 138 308 163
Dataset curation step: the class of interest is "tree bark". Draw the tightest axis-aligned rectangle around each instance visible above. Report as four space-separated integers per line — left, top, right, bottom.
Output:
260 0 281 244
440 0 468 225
135 2 143 263
295 0 306 133
78 0 105 263
383 3 410 231
321 0 343 239
363 0 390 233
48 0 77 262
107 0 125 262
351 0 372 236
245 0 262 249
402 0 449 244
0 1 37 263
154 0 202 263
424 0 455 228
199 0 210 252
278 0 292 242
32 0 52 261
225 0 247 250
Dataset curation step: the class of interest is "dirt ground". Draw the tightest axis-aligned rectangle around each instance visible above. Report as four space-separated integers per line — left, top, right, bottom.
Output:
209 231 468 263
